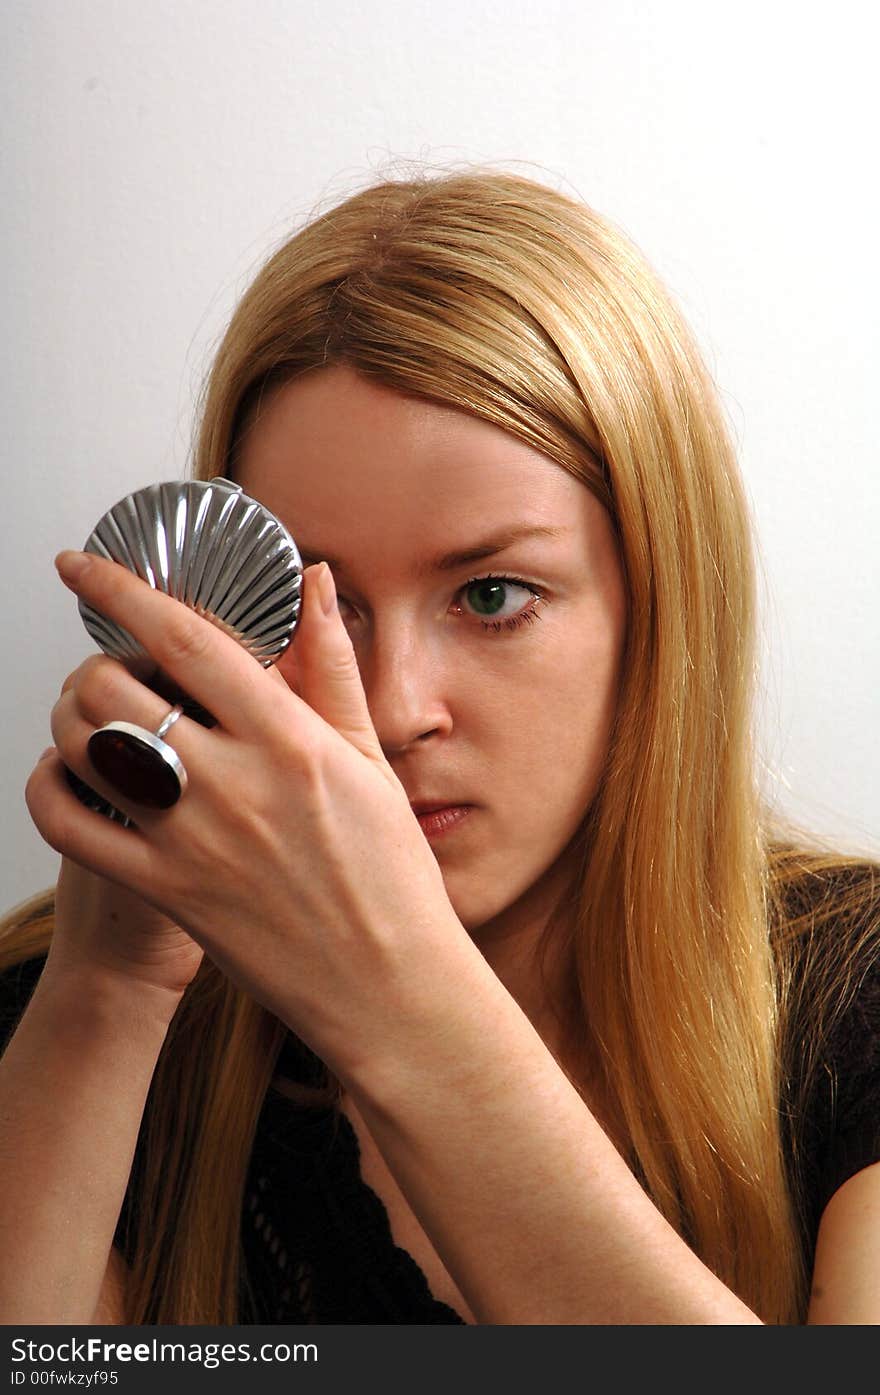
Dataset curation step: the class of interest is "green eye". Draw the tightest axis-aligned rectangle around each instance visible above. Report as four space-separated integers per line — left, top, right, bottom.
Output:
334 574 546 638
459 573 546 634
466 578 509 617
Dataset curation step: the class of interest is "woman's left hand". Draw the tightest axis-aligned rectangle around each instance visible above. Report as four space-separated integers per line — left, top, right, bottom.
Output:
30 550 472 1078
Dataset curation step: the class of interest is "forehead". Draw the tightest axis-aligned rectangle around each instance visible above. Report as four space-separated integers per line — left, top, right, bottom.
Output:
234 365 599 568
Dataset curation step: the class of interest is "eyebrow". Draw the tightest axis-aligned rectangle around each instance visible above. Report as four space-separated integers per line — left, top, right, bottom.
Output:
295 524 570 578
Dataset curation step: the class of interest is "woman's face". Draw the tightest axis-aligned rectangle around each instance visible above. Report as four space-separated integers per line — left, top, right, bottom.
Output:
236 366 627 949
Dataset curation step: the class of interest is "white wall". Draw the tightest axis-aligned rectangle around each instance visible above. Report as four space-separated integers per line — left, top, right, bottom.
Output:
2 0 878 910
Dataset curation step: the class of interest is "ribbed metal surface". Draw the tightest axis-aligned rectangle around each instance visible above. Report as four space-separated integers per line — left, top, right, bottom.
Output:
77 477 302 665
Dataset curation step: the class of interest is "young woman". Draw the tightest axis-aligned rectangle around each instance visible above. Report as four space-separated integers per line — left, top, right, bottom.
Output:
1 170 878 1326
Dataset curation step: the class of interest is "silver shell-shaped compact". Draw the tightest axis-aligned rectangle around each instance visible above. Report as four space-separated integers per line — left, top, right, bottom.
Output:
66 476 303 822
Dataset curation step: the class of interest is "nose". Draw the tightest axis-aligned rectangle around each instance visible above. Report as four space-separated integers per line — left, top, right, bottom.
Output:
355 619 454 757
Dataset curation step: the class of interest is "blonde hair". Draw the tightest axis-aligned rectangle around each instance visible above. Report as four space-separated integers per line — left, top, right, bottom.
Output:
3 169 878 1324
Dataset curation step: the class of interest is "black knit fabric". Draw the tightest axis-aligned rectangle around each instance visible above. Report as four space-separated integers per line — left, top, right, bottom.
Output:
236 1091 464 1323
1 875 878 1324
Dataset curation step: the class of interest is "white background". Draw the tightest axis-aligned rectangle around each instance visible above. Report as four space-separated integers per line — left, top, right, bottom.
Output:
2 0 877 911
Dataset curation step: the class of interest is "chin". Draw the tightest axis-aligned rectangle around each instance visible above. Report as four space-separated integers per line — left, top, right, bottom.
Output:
444 843 579 943
441 871 530 940
437 877 500 936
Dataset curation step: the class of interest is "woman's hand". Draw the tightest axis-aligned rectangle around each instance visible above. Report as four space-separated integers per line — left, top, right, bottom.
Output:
46 855 205 1001
26 553 471 1078
29 667 206 1005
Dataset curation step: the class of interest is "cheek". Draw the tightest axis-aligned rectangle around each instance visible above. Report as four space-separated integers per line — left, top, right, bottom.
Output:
514 693 613 820
486 632 621 781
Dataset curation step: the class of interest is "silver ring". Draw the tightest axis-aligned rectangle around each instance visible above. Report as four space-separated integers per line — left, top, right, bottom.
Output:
86 702 189 810
155 702 185 741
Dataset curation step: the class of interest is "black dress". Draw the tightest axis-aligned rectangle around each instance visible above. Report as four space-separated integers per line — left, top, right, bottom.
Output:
1 872 878 1324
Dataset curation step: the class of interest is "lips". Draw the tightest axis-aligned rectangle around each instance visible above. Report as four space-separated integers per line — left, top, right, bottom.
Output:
409 799 472 816
411 803 474 839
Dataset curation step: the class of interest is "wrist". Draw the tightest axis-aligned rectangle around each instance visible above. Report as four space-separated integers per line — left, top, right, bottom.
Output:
36 953 185 1039
333 925 523 1112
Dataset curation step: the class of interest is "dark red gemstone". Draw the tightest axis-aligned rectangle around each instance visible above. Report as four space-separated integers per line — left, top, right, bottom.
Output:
87 728 183 808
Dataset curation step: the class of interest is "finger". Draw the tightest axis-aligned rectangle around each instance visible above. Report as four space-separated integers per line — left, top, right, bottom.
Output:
286 564 385 761
272 637 304 701
55 551 293 738
25 749 165 899
50 674 209 823
60 653 111 698
49 689 160 826
57 652 184 736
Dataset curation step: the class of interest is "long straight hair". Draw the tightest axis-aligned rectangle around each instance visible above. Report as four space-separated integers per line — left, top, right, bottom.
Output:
3 171 878 1323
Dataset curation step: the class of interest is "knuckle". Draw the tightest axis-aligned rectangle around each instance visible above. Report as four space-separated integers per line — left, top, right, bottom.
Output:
255 727 323 804
60 654 102 696
162 612 213 667
24 763 41 808
77 656 129 717
24 767 64 851
50 688 85 753
49 696 68 749
277 722 321 777
324 648 357 685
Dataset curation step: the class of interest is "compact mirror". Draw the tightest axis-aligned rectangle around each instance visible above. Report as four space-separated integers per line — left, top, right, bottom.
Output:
65 476 302 823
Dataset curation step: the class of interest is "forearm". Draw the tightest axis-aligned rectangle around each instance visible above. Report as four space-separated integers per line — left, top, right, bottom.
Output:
0 965 176 1323
343 937 762 1325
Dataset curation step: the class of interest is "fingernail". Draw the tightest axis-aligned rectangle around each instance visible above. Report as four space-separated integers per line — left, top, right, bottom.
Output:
316 561 337 616
54 550 90 583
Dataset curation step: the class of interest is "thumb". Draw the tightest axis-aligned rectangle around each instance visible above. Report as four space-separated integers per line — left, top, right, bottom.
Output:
285 562 385 760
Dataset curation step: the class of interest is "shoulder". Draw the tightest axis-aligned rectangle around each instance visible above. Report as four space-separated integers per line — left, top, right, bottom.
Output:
773 854 880 1247
806 1159 880 1322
